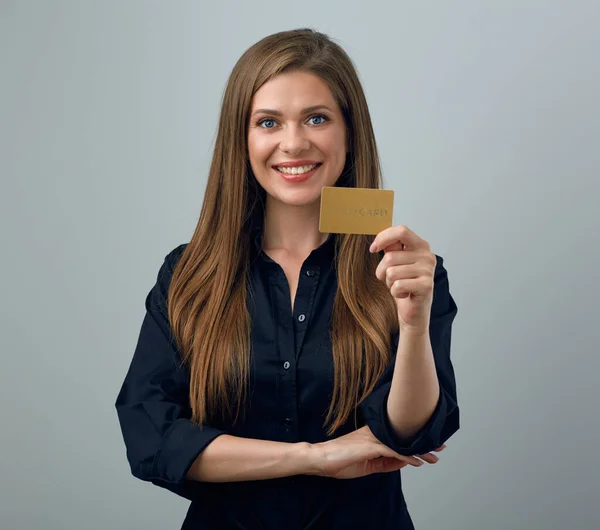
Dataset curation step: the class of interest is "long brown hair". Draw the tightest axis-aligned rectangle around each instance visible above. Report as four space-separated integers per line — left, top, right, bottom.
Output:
168 28 398 435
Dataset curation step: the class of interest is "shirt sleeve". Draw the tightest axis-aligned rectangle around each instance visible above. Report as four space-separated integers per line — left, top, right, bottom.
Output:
115 245 227 500
359 253 459 457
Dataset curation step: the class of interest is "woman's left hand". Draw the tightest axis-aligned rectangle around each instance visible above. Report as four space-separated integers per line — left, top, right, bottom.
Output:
370 225 437 334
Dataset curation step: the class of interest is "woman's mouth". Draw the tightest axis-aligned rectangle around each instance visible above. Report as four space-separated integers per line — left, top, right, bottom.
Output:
272 163 322 182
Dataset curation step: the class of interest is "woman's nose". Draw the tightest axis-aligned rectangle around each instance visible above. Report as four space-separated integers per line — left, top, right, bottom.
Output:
279 124 310 153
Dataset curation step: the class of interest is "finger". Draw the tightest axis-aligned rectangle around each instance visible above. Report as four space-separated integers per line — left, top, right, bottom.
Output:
434 444 446 452
405 456 425 467
375 260 422 288
374 251 421 281
383 264 423 289
370 225 430 253
416 452 439 464
377 445 424 467
391 278 430 299
366 433 427 467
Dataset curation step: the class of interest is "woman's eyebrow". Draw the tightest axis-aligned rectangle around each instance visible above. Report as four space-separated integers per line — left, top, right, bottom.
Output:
251 105 333 117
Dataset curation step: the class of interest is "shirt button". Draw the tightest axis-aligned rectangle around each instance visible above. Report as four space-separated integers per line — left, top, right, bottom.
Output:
284 417 293 426
298 314 306 322
283 361 290 370
306 270 315 277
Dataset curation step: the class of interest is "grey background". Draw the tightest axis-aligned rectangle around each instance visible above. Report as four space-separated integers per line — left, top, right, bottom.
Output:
2 1 599 529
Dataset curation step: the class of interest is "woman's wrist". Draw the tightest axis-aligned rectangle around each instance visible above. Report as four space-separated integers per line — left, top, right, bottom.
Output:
298 441 324 476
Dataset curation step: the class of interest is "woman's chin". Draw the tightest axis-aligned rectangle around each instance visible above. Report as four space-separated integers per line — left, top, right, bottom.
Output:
270 189 322 207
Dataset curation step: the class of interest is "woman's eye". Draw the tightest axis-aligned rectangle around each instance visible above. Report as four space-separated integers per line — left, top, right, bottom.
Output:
257 114 329 129
309 115 328 125
259 119 276 129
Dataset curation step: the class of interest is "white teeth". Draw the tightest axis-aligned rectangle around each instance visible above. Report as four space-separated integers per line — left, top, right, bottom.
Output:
275 164 318 175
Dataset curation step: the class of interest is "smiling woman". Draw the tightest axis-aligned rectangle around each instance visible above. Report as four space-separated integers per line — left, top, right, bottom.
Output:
115 27 459 530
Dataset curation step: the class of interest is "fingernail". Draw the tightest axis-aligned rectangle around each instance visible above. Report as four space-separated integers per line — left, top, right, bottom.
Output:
369 242 376 253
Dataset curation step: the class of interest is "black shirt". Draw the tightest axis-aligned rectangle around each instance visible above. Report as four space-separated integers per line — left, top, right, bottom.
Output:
115 212 459 529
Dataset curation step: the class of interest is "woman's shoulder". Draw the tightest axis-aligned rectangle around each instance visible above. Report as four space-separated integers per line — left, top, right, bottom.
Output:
165 243 188 265
155 243 188 285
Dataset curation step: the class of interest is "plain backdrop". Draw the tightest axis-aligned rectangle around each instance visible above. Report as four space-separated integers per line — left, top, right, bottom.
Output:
2 1 599 529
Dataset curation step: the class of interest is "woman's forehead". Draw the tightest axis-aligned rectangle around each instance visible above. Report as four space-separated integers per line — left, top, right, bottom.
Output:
250 72 338 112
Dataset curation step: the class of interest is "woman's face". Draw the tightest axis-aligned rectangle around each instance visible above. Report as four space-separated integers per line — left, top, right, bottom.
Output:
247 70 349 208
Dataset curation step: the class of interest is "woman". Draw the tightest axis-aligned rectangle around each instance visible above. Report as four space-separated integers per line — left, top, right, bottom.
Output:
115 28 459 529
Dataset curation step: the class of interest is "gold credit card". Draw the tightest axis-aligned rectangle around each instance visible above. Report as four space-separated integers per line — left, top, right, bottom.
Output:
319 186 394 235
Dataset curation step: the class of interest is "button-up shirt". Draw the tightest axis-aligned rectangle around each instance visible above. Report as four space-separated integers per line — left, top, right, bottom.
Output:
115 210 459 529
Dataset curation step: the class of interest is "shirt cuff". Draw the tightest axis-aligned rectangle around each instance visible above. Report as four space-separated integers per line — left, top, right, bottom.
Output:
360 381 457 456
148 419 227 484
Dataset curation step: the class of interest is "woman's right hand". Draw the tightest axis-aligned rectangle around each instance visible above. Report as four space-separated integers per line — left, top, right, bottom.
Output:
309 425 446 479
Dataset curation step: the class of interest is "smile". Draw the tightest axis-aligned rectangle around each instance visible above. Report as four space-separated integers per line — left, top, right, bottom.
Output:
273 163 322 175
272 163 322 182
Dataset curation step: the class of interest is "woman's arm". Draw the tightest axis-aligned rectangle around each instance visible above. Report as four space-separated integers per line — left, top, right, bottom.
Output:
360 255 459 456
186 427 432 483
387 328 440 441
386 255 458 442
185 435 316 482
